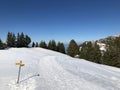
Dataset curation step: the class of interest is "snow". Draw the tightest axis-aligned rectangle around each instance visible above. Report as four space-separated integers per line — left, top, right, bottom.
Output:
0 48 120 90
97 43 106 51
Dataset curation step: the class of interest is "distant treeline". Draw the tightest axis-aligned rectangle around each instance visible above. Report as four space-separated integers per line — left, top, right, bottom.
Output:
32 40 65 54
0 32 65 54
0 32 31 49
66 37 120 68
0 32 120 68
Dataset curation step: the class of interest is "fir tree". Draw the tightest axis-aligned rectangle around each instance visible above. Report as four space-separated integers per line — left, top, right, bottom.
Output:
16 33 20 47
102 45 120 67
25 35 31 47
19 32 25 47
0 39 3 49
16 32 31 47
39 41 47 49
92 42 101 63
80 41 93 60
67 39 79 57
6 32 16 47
57 42 65 54
6 32 11 47
80 41 101 63
12 33 16 47
35 42 39 47
32 42 35 47
48 40 57 51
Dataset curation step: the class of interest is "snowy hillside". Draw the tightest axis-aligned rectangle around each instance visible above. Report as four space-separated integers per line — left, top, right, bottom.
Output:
0 48 120 90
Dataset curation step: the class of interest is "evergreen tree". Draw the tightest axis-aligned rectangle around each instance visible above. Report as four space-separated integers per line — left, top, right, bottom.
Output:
80 41 101 63
6 32 11 47
102 44 120 67
92 42 101 63
25 35 31 47
6 32 16 47
16 32 31 47
67 39 79 57
19 32 25 47
48 40 57 51
0 39 7 49
80 41 93 60
2 43 7 49
0 39 3 49
39 41 47 49
102 48 115 66
57 42 65 54
35 42 39 47
16 33 20 47
12 33 16 47
32 42 35 47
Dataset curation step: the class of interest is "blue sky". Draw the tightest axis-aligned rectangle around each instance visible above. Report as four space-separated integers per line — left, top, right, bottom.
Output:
0 0 120 43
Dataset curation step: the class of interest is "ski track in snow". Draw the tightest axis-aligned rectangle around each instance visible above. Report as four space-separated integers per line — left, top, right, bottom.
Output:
0 48 120 90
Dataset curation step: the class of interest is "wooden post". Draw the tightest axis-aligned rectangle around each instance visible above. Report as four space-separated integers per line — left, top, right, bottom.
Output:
16 60 25 84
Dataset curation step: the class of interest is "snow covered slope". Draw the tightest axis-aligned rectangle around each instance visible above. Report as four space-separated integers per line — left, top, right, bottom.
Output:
0 48 120 90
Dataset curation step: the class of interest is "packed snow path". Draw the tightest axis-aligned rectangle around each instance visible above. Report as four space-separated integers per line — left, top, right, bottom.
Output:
0 48 120 90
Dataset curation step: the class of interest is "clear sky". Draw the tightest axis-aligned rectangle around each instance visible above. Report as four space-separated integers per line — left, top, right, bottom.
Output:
0 0 120 43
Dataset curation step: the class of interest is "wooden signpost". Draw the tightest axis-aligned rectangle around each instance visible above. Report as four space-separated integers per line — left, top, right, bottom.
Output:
16 60 25 84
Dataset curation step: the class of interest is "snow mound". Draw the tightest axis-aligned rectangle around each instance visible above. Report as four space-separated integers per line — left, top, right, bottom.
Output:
0 48 120 90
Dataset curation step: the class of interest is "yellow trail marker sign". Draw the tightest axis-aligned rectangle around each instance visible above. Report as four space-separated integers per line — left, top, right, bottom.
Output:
16 60 25 84
16 61 25 66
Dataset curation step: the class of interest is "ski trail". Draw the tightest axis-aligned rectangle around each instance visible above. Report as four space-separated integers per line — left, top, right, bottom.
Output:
36 56 106 90
1 48 120 90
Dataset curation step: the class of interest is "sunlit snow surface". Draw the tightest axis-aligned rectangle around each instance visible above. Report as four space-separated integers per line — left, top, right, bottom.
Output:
0 48 120 90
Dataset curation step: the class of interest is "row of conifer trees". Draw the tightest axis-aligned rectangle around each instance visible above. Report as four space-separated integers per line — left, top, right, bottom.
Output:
67 38 120 68
0 32 66 54
0 32 31 49
0 32 120 68
32 40 65 54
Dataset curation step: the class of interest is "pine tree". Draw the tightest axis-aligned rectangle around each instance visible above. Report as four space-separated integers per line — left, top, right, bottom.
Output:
57 42 65 54
102 47 114 66
101 36 120 67
19 32 25 47
0 39 3 49
48 40 57 51
35 42 39 47
25 35 31 47
67 39 79 57
39 41 47 49
6 32 11 47
80 41 93 60
92 42 101 63
6 32 16 47
16 32 31 47
16 33 20 47
32 42 35 47
80 41 101 63
12 33 16 47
